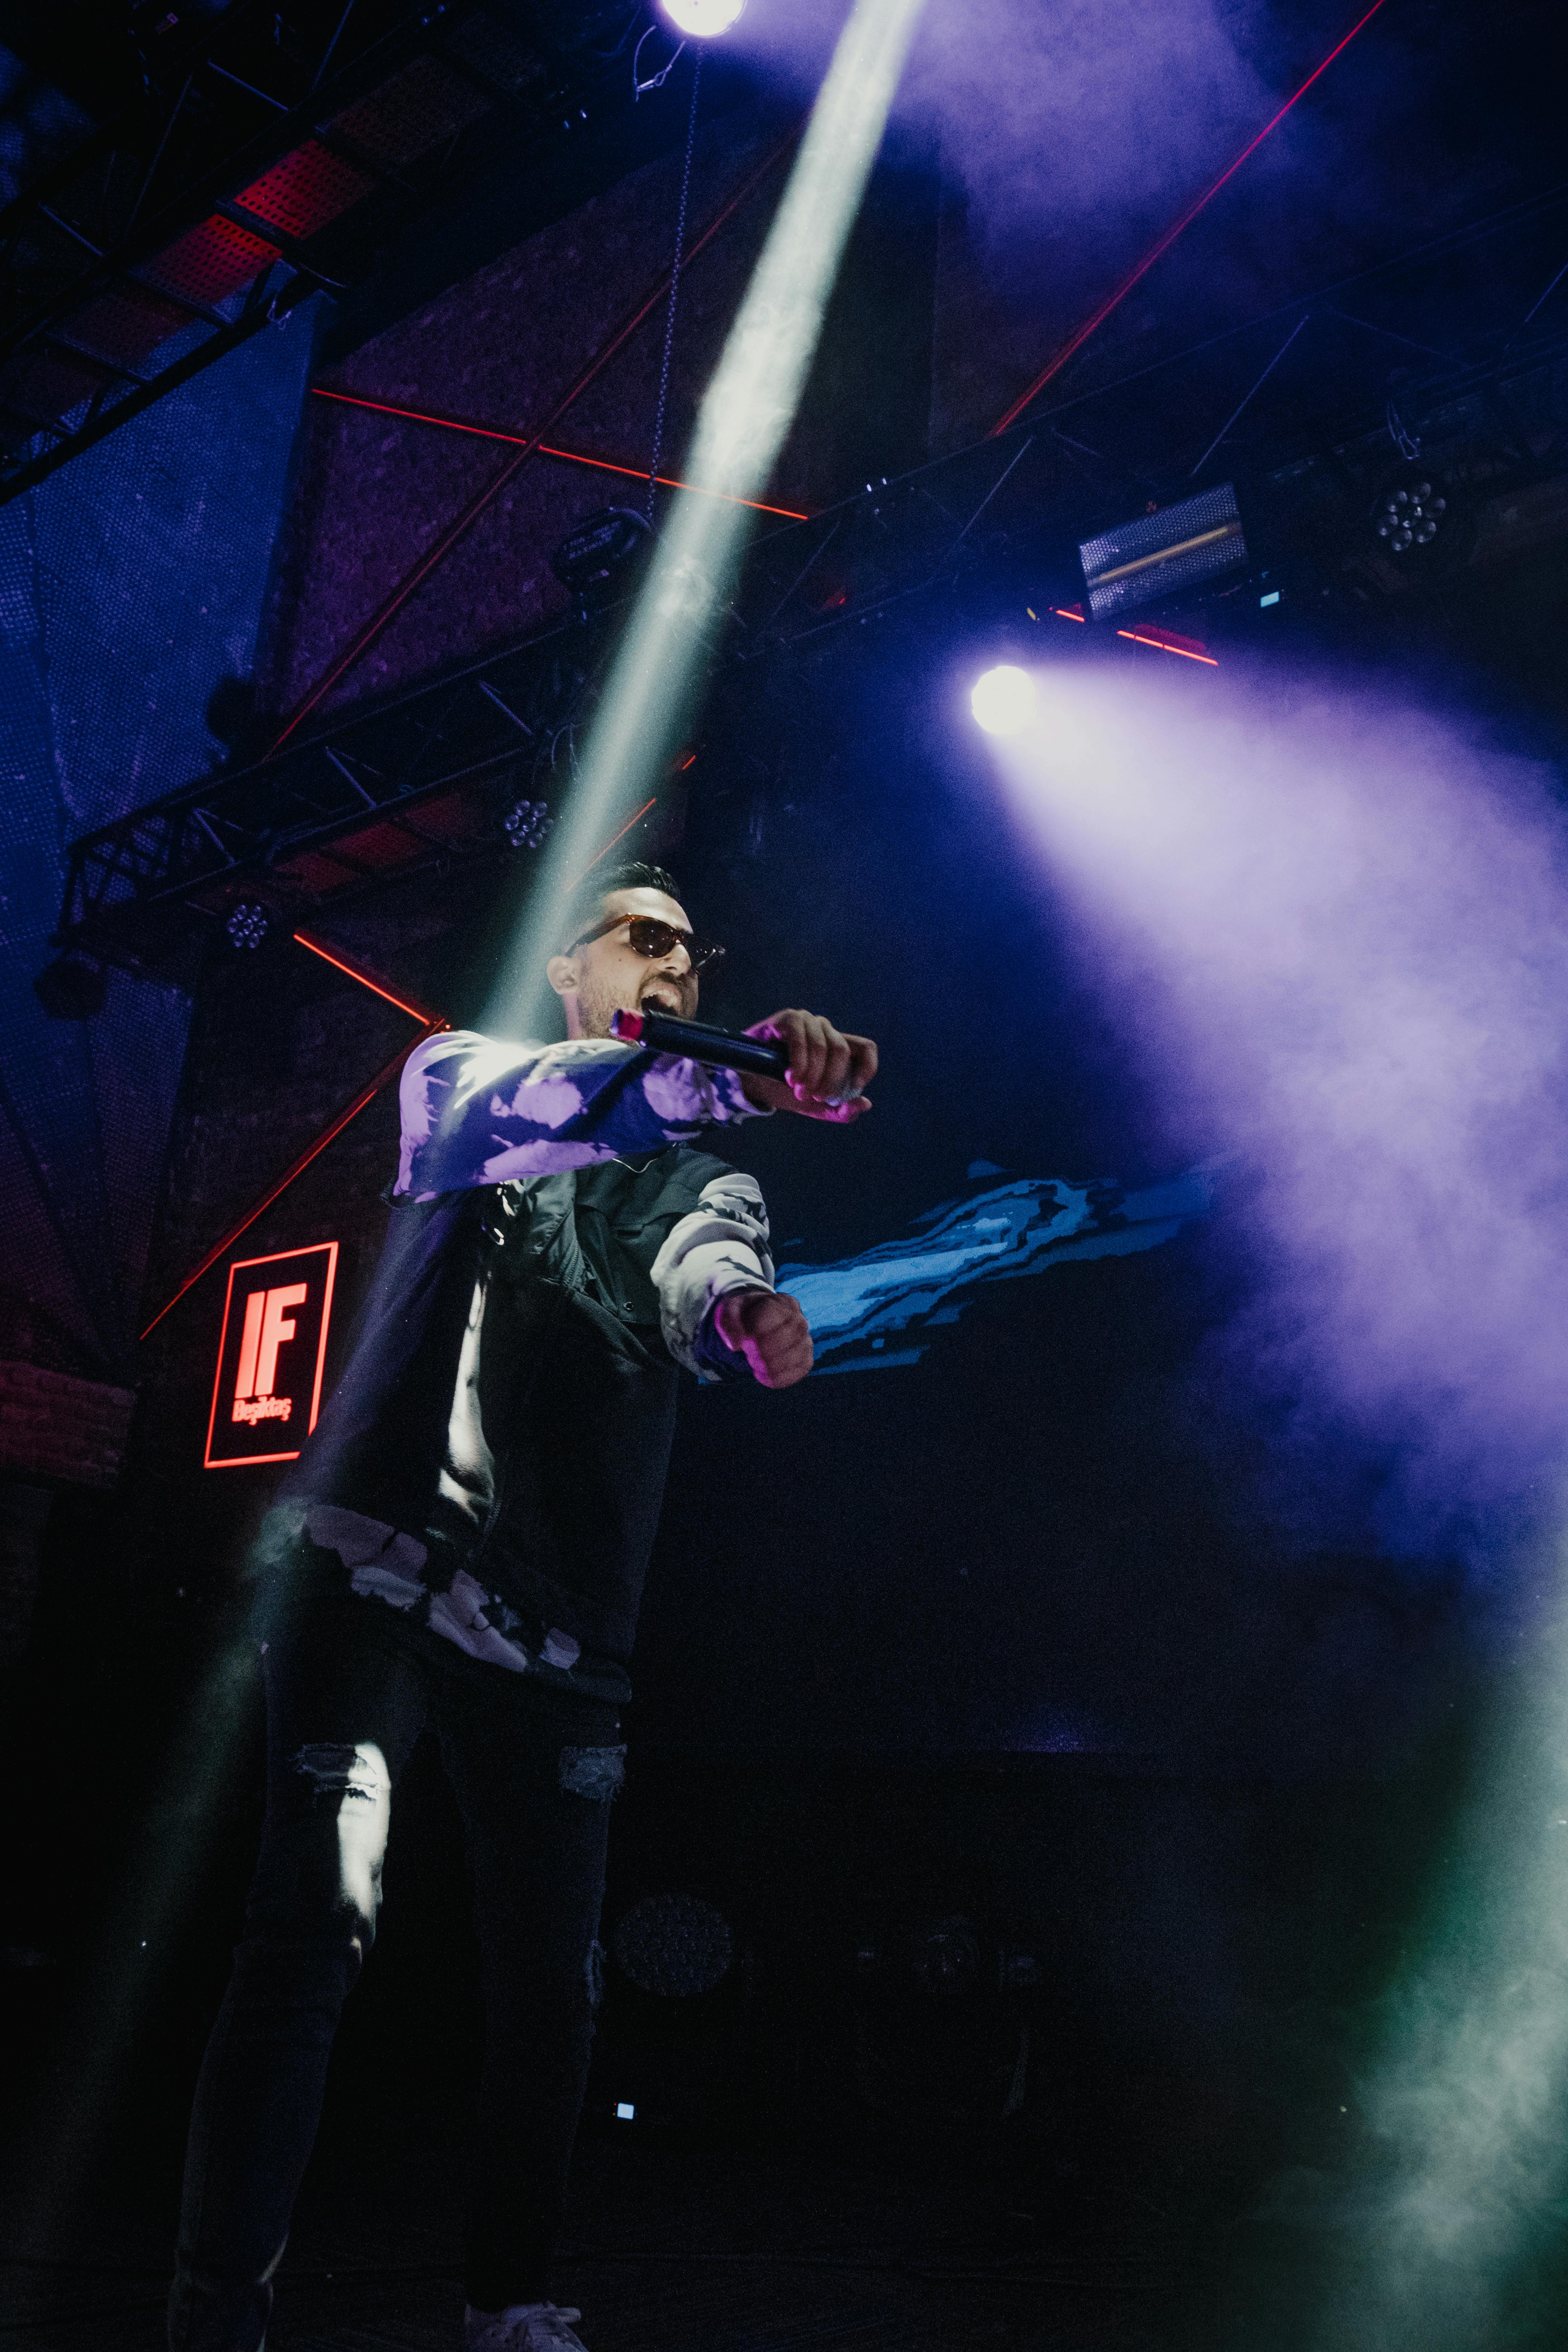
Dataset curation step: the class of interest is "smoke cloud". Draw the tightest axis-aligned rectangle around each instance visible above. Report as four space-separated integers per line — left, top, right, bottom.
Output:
989 655 1568 1570
730 0 1266 227
990 654 1568 2343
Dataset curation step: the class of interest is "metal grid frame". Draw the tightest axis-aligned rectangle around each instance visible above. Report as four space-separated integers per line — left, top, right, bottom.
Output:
0 0 586 504
55 608 606 976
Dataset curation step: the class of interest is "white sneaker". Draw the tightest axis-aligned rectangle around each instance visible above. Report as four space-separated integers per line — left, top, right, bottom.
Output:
464 2302 588 2352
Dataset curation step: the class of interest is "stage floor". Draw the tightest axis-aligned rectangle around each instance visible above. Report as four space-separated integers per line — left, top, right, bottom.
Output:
2 2116 1215 2352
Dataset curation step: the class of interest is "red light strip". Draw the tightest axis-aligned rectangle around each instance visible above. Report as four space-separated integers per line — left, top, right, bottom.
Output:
140 1026 445 1340
142 778 693 1340
292 927 446 1023
311 389 810 519
1117 628 1219 665
991 0 1392 435
272 129 801 750
1051 604 1086 622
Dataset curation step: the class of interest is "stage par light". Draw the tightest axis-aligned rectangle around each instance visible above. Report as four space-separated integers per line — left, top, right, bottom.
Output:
971 665 1036 737
660 0 745 34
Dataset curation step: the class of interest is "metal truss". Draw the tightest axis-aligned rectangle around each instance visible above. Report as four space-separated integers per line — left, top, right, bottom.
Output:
0 0 619 502
733 312 1568 654
56 608 611 978
53 304 1568 985
989 0 1396 435
272 126 798 742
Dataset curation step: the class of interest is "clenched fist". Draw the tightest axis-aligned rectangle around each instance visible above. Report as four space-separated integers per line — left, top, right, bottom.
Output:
713 1289 813 1389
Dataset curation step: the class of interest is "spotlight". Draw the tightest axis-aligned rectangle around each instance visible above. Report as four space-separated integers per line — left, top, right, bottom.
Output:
33 953 105 1019
660 0 745 34
225 901 273 951
611 1894 733 1998
971 665 1036 737
1373 478 1448 556
502 798 555 852
912 1914 982 1996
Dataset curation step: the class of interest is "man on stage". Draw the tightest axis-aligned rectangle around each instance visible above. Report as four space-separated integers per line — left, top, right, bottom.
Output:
169 862 877 2352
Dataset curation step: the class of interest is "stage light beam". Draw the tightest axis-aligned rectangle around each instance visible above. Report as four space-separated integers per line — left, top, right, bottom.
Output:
971 665 1037 737
483 0 926 1031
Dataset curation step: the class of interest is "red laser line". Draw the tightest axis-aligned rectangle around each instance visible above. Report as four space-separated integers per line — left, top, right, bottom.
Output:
537 443 805 518
990 0 1393 435
141 790 681 1337
292 927 445 1024
310 390 810 519
1117 628 1219 665
272 130 801 750
139 1026 445 1340
568 796 659 889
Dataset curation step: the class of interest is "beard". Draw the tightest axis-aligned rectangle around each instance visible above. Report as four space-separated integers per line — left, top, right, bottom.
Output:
573 964 694 1039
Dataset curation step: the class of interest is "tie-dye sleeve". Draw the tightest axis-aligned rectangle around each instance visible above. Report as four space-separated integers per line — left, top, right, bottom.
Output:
394 1028 764 1201
651 1170 776 1381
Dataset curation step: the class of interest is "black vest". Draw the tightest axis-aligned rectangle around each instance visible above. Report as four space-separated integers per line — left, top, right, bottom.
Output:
280 1147 729 1669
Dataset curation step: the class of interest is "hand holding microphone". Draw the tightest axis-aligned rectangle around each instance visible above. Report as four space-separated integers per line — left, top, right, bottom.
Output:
738 1007 876 1121
611 1004 876 1123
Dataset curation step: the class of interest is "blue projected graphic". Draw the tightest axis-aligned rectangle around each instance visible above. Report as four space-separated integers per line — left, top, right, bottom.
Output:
779 1164 1217 1374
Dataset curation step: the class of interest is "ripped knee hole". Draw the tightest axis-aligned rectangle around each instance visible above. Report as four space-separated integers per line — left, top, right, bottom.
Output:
292 1741 389 1802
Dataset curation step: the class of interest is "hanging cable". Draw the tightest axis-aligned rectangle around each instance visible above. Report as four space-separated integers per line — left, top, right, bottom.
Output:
633 24 686 95
646 50 702 519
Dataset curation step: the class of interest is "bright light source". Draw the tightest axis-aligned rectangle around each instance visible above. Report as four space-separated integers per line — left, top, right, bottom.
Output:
661 0 745 34
971 665 1037 737
615 2101 636 2120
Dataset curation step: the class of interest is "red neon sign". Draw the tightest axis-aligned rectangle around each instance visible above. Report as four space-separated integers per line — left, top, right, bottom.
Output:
205 1242 339 1470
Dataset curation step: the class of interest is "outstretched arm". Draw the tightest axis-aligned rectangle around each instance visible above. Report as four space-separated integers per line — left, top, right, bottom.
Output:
395 1028 763 1200
652 1171 814 1390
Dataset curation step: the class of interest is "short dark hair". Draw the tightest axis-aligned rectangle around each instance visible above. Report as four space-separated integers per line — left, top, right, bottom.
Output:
559 861 685 952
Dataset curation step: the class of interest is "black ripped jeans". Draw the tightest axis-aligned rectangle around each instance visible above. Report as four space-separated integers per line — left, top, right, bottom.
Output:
170 1589 623 2352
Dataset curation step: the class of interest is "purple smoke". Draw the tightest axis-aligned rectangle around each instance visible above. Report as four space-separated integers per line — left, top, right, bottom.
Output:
724 0 1265 236
987 655 1568 1566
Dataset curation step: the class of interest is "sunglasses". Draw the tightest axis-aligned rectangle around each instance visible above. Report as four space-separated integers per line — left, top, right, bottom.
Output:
570 912 726 975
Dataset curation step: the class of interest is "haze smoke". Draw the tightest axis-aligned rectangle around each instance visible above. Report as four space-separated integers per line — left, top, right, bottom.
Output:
994 655 1568 2344
726 0 1266 244
991 656 1568 1566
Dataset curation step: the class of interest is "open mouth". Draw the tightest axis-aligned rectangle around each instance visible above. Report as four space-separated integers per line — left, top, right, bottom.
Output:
640 986 683 1015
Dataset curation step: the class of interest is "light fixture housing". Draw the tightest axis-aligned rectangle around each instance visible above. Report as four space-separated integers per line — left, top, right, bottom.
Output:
502 797 554 852
611 1893 734 1997
970 665 1037 738
1373 477 1447 556
550 505 652 599
660 0 746 34
225 901 273 951
1079 481 1246 623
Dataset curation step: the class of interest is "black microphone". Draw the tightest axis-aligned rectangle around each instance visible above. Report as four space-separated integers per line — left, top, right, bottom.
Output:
610 1005 788 1081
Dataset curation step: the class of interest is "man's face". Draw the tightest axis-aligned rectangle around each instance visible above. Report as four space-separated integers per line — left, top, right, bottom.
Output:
550 887 700 1040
